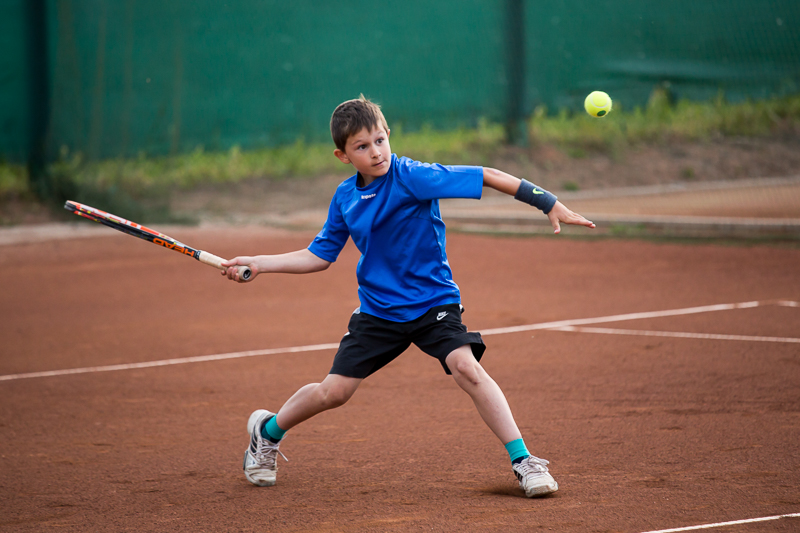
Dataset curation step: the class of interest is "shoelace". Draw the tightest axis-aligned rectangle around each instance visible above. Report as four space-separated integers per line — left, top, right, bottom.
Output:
255 437 288 467
516 455 549 475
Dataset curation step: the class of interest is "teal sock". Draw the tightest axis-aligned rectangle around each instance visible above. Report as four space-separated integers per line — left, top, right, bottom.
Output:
261 416 287 443
505 438 530 464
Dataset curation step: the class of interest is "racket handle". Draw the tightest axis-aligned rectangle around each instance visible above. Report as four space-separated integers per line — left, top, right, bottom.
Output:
198 251 252 281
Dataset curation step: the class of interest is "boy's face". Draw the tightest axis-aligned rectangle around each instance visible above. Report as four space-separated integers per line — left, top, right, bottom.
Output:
334 126 392 181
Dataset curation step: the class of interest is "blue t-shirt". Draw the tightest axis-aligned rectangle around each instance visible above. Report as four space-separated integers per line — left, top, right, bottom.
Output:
308 154 483 322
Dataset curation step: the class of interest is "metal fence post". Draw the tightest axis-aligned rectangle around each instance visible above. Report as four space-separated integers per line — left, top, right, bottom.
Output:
505 0 528 146
25 0 51 199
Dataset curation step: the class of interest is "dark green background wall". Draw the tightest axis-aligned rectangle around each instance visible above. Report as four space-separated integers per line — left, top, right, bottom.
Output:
3 0 799 163
525 1 800 110
1 0 31 162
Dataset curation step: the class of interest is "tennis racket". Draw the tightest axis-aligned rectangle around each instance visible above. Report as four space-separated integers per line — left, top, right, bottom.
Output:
64 200 251 280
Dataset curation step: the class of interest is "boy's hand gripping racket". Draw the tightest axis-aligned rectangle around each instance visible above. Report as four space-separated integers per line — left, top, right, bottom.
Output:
64 200 251 280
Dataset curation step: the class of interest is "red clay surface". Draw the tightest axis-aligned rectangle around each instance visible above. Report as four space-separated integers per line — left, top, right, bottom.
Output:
1 228 799 532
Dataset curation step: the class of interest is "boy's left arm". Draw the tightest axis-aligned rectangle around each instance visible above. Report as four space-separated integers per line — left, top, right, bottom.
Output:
483 167 595 234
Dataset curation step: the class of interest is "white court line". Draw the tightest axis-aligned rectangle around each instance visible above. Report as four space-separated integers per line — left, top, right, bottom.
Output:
640 512 800 533
1 300 796 383
0 343 339 382
553 326 800 344
479 300 764 336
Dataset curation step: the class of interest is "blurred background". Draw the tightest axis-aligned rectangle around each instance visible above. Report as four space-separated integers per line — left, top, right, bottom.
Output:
1 0 799 236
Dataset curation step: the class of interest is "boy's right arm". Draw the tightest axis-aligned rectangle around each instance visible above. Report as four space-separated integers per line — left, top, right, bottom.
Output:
220 249 331 283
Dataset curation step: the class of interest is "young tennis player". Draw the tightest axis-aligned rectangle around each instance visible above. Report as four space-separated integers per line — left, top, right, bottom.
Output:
222 96 595 497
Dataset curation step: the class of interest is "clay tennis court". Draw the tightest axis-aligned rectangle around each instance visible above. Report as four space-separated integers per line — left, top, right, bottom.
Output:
1 228 798 532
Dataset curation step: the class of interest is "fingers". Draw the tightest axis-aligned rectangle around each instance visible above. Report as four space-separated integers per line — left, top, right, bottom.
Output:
220 257 239 268
547 206 564 234
567 212 596 229
221 257 239 281
547 202 595 234
225 266 249 282
220 256 255 282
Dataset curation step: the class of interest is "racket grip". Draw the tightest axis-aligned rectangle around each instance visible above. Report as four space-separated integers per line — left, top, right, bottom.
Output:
198 251 252 281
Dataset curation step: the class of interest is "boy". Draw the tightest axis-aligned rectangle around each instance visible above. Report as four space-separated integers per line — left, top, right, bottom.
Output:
222 96 595 497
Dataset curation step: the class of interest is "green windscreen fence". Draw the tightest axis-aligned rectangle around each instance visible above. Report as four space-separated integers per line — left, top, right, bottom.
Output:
526 0 800 111
0 0 32 162
2 0 799 163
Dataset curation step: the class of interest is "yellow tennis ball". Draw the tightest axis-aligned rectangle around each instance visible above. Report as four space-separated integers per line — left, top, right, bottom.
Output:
584 91 612 117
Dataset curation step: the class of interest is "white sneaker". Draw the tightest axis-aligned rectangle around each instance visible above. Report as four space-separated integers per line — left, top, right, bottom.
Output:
243 409 287 487
512 455 559 497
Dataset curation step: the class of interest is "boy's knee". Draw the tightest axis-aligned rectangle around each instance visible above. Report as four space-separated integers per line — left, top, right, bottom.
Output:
448 349 484 385
322 386 352 408
318 377 358 409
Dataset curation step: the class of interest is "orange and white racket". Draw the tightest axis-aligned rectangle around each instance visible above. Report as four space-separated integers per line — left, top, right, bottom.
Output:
64 200 251 280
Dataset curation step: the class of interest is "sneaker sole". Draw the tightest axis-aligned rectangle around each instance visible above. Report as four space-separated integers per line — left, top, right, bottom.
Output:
525 480 559 497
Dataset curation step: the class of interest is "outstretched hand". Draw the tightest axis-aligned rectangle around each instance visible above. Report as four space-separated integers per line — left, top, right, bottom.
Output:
547 201 596 234
221 256 257 282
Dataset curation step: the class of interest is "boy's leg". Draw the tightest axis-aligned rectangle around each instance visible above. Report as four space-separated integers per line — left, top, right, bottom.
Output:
444 345 521 444
445 345 558 497
243 374 361 487
275 373 362 430
244 307 409 487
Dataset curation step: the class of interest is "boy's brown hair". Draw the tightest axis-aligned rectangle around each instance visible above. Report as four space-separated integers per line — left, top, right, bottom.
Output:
330 95 389 152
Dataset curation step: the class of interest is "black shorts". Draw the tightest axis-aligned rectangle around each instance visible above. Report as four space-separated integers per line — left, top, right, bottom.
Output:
330 303 485 379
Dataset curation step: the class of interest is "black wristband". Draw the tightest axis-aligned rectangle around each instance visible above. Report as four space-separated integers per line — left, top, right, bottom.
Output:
514 179 557 214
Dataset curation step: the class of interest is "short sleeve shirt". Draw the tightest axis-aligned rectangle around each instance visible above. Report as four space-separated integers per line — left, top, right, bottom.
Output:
308 154 483 322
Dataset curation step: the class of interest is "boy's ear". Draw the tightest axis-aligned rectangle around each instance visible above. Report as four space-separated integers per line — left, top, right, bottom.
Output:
333 148 350 164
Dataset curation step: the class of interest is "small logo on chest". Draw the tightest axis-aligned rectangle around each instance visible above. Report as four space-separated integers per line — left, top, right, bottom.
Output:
361 193 377 200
